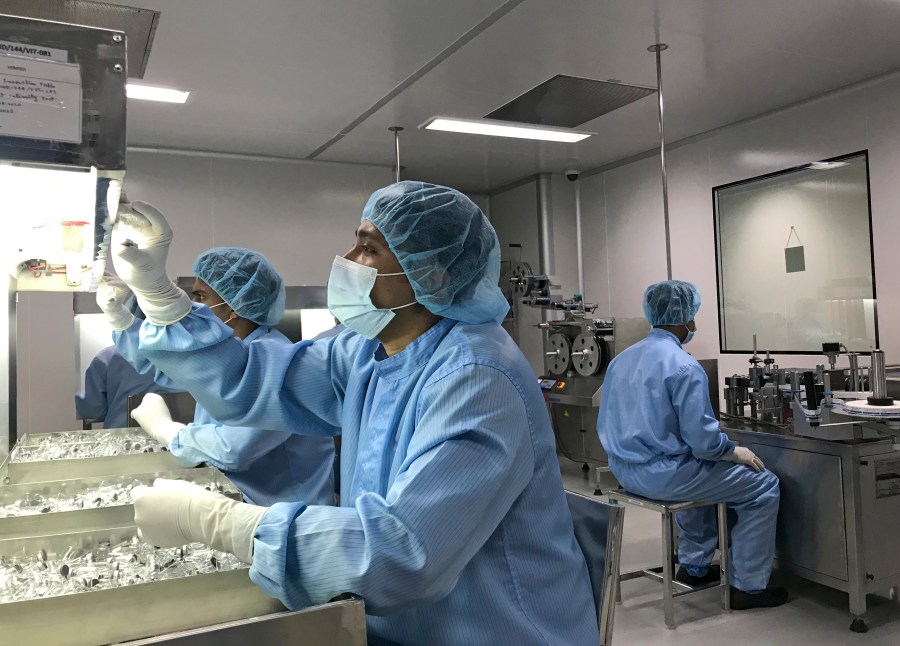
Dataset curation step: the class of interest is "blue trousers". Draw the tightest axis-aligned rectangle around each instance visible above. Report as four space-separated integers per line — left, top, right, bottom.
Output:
611 455 780 592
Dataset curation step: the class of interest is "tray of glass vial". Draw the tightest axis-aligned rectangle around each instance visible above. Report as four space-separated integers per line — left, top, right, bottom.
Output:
0 526 284 645
0 467 239 540
1 428 183 484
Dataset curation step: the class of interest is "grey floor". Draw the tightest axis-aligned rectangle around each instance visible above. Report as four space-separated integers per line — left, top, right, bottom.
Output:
559 459 900 645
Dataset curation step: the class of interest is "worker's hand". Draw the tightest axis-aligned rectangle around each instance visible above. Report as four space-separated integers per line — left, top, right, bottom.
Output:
96 273 134 330
111 201 191 325
724 446 765 472
132 478 266 563
131 393 185 448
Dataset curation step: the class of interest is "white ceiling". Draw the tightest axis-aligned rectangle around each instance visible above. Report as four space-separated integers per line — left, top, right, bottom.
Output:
105 0 900 193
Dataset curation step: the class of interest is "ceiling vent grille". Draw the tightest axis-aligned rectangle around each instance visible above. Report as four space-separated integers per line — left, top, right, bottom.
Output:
485 74 655 128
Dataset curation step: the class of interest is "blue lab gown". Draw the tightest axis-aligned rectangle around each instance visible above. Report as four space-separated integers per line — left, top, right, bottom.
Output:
129 304 597 646
115 322 336 507
597 328 780 592
75 346 173 429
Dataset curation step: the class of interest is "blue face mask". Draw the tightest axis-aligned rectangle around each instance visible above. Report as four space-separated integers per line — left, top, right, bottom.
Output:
327 255 416 339
682 324 696 345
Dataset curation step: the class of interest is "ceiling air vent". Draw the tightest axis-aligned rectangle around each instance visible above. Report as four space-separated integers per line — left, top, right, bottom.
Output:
0 0 159 78
485 74 655 128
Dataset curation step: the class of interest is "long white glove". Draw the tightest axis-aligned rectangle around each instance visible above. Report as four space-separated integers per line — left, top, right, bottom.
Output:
111 201 191 325
131 393 185 448
724 446 765 472
132 479 266 564
96 273 134 330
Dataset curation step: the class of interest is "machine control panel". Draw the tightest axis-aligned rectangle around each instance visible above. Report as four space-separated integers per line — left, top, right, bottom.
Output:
538 378 565 391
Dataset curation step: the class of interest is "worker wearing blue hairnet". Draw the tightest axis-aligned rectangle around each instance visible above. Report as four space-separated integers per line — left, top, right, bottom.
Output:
598 279 787 609
107 186 596 644
75 345 175 429
103 245 335 507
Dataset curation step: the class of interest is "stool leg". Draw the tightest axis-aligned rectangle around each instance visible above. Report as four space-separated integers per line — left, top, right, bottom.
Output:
717 502 731 612
662 510 676 629
616 506 624 605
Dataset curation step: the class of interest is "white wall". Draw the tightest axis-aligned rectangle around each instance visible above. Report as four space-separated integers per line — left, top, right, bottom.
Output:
488 176 579 373
490 70 900 397
16 153 393 435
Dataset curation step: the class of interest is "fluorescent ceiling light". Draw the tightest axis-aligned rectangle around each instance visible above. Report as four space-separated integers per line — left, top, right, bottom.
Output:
420 116 591 143
126 83 190 103
809 161 848 170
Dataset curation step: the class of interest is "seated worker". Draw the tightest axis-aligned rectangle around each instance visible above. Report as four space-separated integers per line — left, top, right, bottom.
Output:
75 343 174 429
597 279 787 609
99 248 335 507
108 185 598 645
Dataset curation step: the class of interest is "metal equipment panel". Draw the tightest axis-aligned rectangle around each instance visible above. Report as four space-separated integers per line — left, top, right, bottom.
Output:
1 449 182 484
859 455 900 580
127 600 367 645
749 443 848 581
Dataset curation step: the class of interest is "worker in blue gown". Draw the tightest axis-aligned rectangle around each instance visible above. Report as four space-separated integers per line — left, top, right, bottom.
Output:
75 344 174 429
108 185 598 645
597 279 787 609
98 248 335 507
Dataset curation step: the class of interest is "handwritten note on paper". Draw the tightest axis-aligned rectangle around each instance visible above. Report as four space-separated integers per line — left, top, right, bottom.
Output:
0 53 82 143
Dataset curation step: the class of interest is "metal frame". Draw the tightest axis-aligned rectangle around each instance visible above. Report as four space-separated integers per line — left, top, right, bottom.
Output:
125 600 367 645
565 489 625 645
608 491 731 630
711 150 878 355
0 467 238 540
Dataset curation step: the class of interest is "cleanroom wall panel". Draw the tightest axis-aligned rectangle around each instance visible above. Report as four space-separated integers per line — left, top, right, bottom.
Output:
553 71 900 400
601 156 668 319
862 75 900 363
490 181 543 373
549 174 579 302
577 172 609 316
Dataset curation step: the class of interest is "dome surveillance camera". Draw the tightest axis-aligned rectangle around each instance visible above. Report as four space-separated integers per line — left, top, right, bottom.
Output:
565 169 580 181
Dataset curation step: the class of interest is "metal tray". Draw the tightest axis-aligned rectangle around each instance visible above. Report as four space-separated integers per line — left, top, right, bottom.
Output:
2 429 182 484
0 468 239 540
0 526 285 646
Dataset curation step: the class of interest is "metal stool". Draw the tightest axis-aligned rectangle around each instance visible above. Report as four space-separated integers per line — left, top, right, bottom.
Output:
607 490 730 629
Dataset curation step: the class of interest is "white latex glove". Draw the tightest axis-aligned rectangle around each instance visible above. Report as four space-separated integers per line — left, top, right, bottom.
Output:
131 393 185 448
132 478 266 564
96 273 134 330
111 201 191 325
724 446 765 472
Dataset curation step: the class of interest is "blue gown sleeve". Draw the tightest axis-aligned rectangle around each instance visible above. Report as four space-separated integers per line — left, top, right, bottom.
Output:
132 304 349 434
74 356 109 421
170 423 293 472
113 319 179 390
670 362 734 461
249 364 535 613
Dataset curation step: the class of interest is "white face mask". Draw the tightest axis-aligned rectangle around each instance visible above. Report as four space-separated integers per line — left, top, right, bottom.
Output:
327 255 416 339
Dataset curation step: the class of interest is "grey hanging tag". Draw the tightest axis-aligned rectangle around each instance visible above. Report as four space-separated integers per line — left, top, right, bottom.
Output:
785 226 805 273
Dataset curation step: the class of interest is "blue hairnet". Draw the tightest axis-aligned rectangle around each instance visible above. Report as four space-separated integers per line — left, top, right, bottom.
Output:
362 181 509 324
643 280 701 326
193 247 286 325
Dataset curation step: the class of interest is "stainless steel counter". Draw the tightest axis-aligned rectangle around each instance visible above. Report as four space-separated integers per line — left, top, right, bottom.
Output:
724 421 900 631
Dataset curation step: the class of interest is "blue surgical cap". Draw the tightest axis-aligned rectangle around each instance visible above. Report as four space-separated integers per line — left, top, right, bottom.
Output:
193 247 286 326
363 181 509 324
643 280 701 326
